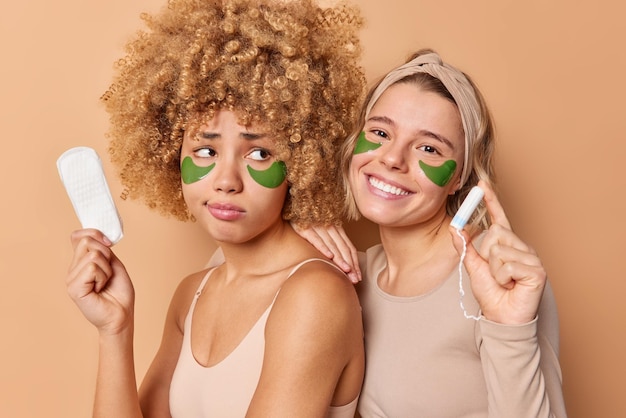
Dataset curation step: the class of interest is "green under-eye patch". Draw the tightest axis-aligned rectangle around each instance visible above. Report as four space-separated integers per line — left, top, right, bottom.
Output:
419 160 457 187
353 131 382 154
181 156 215 184
247 161 287 188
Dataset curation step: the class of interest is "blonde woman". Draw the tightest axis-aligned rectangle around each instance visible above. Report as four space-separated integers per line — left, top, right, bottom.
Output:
298 49 567 417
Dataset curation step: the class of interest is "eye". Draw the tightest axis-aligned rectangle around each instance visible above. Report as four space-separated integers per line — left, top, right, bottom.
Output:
371 129 388 140
247 148 271 161
193 147 216 158
418 145 439 154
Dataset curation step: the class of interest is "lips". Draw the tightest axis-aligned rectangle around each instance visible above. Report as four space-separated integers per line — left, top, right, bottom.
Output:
367 175 412 196
206 202 246 221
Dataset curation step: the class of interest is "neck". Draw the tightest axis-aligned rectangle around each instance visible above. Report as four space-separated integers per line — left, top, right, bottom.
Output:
378 214 455 284
217 221 304 279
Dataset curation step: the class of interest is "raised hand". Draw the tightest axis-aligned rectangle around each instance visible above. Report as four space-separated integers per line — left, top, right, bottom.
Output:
65 228 135 335
450 181 547 325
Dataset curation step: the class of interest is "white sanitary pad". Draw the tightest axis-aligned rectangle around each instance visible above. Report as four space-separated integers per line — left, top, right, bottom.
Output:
56 147 124 244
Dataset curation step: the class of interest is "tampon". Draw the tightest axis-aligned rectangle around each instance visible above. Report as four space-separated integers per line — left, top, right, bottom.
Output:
450 186 484 230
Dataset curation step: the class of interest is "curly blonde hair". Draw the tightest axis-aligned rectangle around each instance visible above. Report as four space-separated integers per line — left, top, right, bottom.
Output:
102 0 365 226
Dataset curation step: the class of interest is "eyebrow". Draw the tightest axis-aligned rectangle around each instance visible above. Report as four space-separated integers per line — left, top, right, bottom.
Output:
366 115 455 149
241 132 268 141
197 131 268 141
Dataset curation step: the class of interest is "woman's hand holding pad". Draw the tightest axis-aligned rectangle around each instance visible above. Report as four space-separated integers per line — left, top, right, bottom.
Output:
66 228 135 335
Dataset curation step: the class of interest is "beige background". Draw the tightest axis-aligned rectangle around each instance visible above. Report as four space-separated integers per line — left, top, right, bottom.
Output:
1 0 624 417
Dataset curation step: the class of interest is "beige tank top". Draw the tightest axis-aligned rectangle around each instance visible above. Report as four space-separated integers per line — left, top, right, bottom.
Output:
169 258 358 417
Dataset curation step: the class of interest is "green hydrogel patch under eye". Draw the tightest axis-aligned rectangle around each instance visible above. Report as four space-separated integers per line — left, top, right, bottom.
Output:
181 156 215 184
247 161 287 188
353 131 382 154
419 159 457 187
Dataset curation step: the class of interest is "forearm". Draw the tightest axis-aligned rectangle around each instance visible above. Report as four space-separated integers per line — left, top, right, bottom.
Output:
94 326 143 418
479 318 554 418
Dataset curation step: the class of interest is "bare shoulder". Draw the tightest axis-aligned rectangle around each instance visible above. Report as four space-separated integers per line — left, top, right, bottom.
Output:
284 260 358 301
251 260 365 414
175 268 208 295
167 268 211 330
271 260 362 328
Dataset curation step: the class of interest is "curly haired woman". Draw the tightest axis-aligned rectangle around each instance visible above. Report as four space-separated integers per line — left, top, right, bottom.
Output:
64 0 366 416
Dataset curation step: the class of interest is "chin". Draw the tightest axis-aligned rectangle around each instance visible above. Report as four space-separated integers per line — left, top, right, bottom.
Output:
356 206 388 225
205 224 247 244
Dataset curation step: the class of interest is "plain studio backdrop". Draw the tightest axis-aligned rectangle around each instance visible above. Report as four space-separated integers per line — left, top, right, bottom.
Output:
1 1 624 417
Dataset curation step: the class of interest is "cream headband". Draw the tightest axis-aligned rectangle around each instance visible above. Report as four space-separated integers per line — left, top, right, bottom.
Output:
365 52 481 188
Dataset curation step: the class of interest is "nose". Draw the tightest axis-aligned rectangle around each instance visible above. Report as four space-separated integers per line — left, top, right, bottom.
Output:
212 158 244 193
378 141 408 172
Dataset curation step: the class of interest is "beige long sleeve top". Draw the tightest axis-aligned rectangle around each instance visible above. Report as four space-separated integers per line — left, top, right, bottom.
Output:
356 244 567 418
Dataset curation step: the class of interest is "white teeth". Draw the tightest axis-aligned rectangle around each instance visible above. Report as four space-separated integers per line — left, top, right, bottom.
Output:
368 176 410 196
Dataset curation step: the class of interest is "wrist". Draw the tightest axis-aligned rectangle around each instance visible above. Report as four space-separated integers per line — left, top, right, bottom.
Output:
482 310 537 326
98 315 135 340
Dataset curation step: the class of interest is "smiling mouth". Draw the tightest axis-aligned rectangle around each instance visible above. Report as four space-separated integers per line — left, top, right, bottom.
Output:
368 176 411 196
